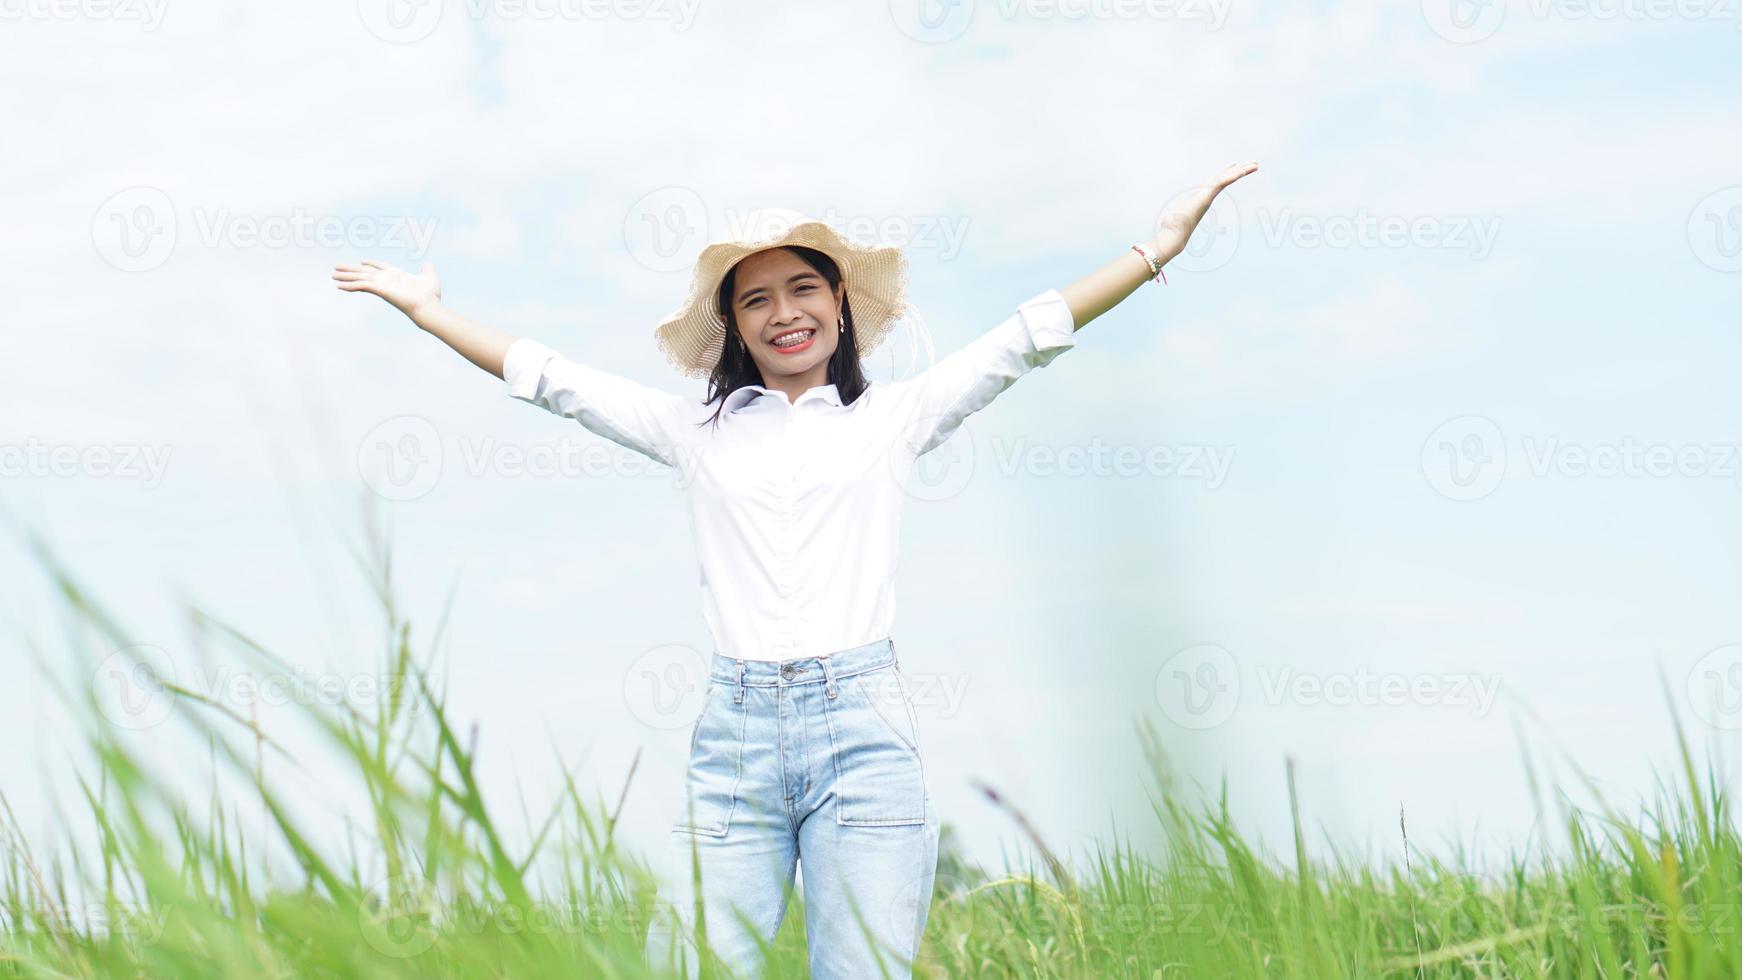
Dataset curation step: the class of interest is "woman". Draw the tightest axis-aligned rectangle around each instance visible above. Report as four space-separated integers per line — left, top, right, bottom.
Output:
332 160 1257 979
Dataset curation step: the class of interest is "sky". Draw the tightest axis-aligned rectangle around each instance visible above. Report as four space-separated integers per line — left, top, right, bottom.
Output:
2 0 1741 897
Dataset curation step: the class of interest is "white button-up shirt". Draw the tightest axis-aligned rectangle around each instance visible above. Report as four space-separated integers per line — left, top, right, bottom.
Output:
504 288 1076 662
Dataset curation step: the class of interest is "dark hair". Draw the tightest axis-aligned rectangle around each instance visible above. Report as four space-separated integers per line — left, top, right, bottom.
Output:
696 245 871 430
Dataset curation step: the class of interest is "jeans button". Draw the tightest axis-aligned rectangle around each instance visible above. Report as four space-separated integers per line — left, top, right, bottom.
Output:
780 664 796 680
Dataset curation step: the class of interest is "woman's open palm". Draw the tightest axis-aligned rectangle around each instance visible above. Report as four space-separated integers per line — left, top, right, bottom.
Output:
1212 160 1260 191
333 259 441 317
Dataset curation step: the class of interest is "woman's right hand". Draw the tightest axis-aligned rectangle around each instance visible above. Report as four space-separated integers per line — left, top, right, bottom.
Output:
333 259 442 319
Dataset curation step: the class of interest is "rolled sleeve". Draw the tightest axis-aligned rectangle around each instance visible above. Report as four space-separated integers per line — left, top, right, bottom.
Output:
1016 288 1077 356
504 337 561 402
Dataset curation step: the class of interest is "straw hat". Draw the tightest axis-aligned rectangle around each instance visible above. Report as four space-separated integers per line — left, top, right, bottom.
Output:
653 207 933 380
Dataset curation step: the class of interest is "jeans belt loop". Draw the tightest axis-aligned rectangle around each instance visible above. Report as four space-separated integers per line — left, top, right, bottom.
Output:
734 658 746 704
819 655 839 700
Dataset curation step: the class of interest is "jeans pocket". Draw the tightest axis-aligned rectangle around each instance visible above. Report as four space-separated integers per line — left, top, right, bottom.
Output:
673 682 740 837
828 666 927 827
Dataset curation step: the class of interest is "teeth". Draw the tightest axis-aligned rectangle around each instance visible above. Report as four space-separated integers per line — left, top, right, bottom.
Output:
773 330 814 348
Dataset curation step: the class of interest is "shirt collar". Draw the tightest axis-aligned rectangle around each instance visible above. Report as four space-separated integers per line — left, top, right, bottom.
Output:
724 383 843 414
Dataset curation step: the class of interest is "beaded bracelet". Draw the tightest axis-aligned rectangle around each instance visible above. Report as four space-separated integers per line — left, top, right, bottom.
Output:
1129 243 1168 285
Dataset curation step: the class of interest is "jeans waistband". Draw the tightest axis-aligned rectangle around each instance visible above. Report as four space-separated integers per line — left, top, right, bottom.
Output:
707 636 897 689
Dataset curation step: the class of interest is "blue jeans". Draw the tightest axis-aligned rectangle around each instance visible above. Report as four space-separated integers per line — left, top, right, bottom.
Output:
645 636 941 979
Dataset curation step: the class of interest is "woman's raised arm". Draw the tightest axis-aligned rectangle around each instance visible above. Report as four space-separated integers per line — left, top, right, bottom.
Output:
334 258 696 468
880 161 1260 459
1058 160 1260 330
332 259 516 378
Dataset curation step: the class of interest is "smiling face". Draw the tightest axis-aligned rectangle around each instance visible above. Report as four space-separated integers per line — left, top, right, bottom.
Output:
728 247 844 388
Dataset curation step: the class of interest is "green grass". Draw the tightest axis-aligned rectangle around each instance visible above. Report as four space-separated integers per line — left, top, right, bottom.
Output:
5 529 1741 978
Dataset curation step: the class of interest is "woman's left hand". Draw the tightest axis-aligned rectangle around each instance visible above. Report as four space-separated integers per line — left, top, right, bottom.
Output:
1153 160 1260 259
